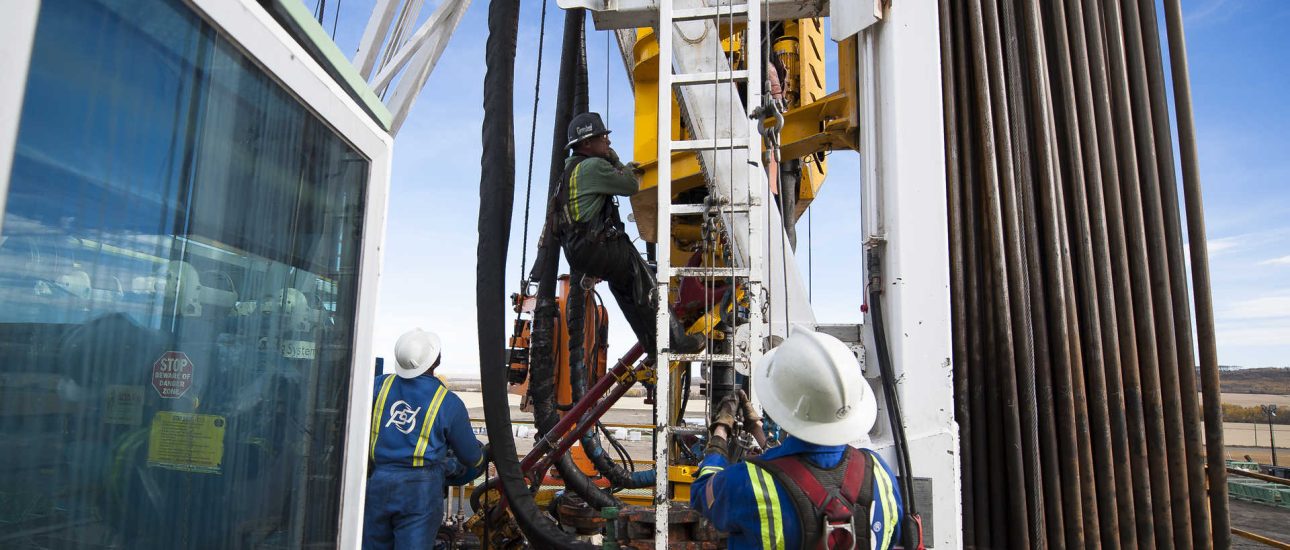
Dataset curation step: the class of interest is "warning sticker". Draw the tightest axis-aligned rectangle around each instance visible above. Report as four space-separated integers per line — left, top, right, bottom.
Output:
104 385 144 426
151 351 194 399
280 339 316 360
146 412 225 474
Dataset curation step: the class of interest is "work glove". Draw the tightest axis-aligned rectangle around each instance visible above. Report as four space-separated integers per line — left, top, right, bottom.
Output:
703 433 729 459
625 161 646 176
710 394 740 434
606 147 622 165
737 390 761 423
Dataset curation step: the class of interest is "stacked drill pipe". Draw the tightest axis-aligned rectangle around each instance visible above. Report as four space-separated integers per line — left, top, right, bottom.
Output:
939 0 1229 547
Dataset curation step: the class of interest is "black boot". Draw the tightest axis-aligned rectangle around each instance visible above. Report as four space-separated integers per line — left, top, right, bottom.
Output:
669 316 705 354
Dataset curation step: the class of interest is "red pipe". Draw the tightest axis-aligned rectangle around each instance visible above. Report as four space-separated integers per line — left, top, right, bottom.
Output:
519 343 644 474
526 361 648 476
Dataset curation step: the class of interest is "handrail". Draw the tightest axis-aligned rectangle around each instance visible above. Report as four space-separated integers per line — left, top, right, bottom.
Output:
1232 528 1290 550
1227 466 1290 487
470 418 659 431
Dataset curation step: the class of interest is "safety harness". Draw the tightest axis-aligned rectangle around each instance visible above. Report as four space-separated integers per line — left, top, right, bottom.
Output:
748 447 876 550
552 154 625 243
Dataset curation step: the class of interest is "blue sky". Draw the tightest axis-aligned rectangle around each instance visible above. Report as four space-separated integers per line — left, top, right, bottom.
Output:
309 0 1289 374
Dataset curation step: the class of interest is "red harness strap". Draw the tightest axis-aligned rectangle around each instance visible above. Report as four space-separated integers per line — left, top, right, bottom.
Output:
752 447 875 550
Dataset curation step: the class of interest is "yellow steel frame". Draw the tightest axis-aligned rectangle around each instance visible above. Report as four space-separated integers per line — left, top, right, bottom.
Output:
629 20 858 235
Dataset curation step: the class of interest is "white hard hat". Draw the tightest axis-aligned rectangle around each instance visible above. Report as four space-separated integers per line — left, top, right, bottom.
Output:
394 329 442 379
754 330 877 445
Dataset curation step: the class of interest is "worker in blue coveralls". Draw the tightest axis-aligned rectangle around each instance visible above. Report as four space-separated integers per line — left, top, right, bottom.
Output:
364 329 486 550
691 330 904 550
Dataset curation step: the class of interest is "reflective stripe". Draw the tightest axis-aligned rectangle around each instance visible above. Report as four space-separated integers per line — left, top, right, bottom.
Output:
697 465 724 478
568 163 583 222
747 465 784 550
764 469 785 550
370 375 397 460
411 385 450 467
872 460 898 550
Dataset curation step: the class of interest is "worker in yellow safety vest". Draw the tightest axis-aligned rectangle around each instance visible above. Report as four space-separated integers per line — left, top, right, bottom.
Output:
554 111 702 357
364 329 485 550
691 330 904 549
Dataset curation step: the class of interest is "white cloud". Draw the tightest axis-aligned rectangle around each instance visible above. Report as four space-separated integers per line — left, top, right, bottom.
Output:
1207 236 1242 255
1222 292 1290 320
1185 0 1242 28
1261 255 1290 266
1216 324 1290 347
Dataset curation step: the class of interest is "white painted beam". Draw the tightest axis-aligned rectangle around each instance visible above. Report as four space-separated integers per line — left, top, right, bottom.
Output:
556 0 827 30
858 1 962 547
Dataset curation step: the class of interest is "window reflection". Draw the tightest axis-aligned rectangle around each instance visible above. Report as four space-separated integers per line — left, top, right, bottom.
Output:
0 0 368 547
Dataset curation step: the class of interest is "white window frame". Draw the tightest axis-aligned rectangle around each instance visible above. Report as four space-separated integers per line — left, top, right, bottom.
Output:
0 0 42 232
0 1 393 547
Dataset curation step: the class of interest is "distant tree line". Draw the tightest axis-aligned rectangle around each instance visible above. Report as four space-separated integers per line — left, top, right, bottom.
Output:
1216 366 1290 394
1223 403 1290 425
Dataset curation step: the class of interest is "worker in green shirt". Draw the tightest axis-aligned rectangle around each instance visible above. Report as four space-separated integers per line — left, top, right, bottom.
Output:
554 112 701 356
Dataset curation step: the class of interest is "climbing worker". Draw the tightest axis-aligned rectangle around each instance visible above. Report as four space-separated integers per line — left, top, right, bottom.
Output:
555 111 701 355
364 329 486 550
691 329 903 550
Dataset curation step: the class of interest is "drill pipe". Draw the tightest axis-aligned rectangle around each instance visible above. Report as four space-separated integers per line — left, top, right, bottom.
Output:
968 0 1036 545
1049 0 1145 545
1075 0 1165 544
939 0 974 545
1035 0 1129 545
1117 1 1200 545
1161 0 1232 543
1101 0 1189 545
1133 0 1211 544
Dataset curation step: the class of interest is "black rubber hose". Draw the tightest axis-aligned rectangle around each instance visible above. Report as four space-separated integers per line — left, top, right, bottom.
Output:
523 6 619 510
866 250 920 550
476 0 593 546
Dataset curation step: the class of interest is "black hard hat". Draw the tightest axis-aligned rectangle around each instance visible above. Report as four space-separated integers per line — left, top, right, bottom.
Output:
565 112 611 149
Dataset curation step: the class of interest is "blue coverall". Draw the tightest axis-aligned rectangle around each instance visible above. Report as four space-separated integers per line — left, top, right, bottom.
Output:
690 436 904 550
364 374 484 550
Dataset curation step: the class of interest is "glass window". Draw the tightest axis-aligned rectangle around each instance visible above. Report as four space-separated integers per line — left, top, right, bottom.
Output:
0 0 368 547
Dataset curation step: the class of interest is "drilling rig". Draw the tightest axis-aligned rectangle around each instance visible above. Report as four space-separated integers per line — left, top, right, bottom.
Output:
0 0 1238 548
470 0 1232 548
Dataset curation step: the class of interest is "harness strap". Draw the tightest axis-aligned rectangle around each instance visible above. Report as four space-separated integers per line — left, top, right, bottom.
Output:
552 155 585 232
751 448 876 550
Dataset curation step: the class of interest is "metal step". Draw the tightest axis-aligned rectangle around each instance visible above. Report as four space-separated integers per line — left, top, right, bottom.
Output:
671 70 749 85
670 266 750 278
668 352 744 363
668 202 752 215
670 4 748 22
670 137 754 151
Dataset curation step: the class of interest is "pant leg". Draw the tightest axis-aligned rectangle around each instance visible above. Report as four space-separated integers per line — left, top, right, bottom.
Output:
564 234 658 351
363 470 397 550
391 467 447 550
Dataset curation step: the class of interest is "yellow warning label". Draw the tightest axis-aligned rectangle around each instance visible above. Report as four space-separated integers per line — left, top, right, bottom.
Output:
146 412 225 474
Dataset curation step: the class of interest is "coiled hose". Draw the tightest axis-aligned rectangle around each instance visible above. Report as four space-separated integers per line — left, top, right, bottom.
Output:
568 274 655 489
476 0 594 546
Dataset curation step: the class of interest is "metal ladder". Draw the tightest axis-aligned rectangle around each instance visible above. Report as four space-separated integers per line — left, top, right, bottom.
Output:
653 0 766 547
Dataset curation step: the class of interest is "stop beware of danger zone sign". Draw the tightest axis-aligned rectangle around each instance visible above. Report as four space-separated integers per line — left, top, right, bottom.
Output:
152 351 194 399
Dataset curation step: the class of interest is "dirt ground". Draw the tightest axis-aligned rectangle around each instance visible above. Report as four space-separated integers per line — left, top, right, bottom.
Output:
1231 498 1290 549
1222 393 1290 408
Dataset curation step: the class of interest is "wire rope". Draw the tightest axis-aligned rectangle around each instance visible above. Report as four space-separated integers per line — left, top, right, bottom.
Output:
332 0 342 39
517 0 548 289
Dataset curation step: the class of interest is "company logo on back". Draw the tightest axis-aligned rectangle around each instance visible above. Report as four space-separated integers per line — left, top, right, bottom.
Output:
386 400 422 434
